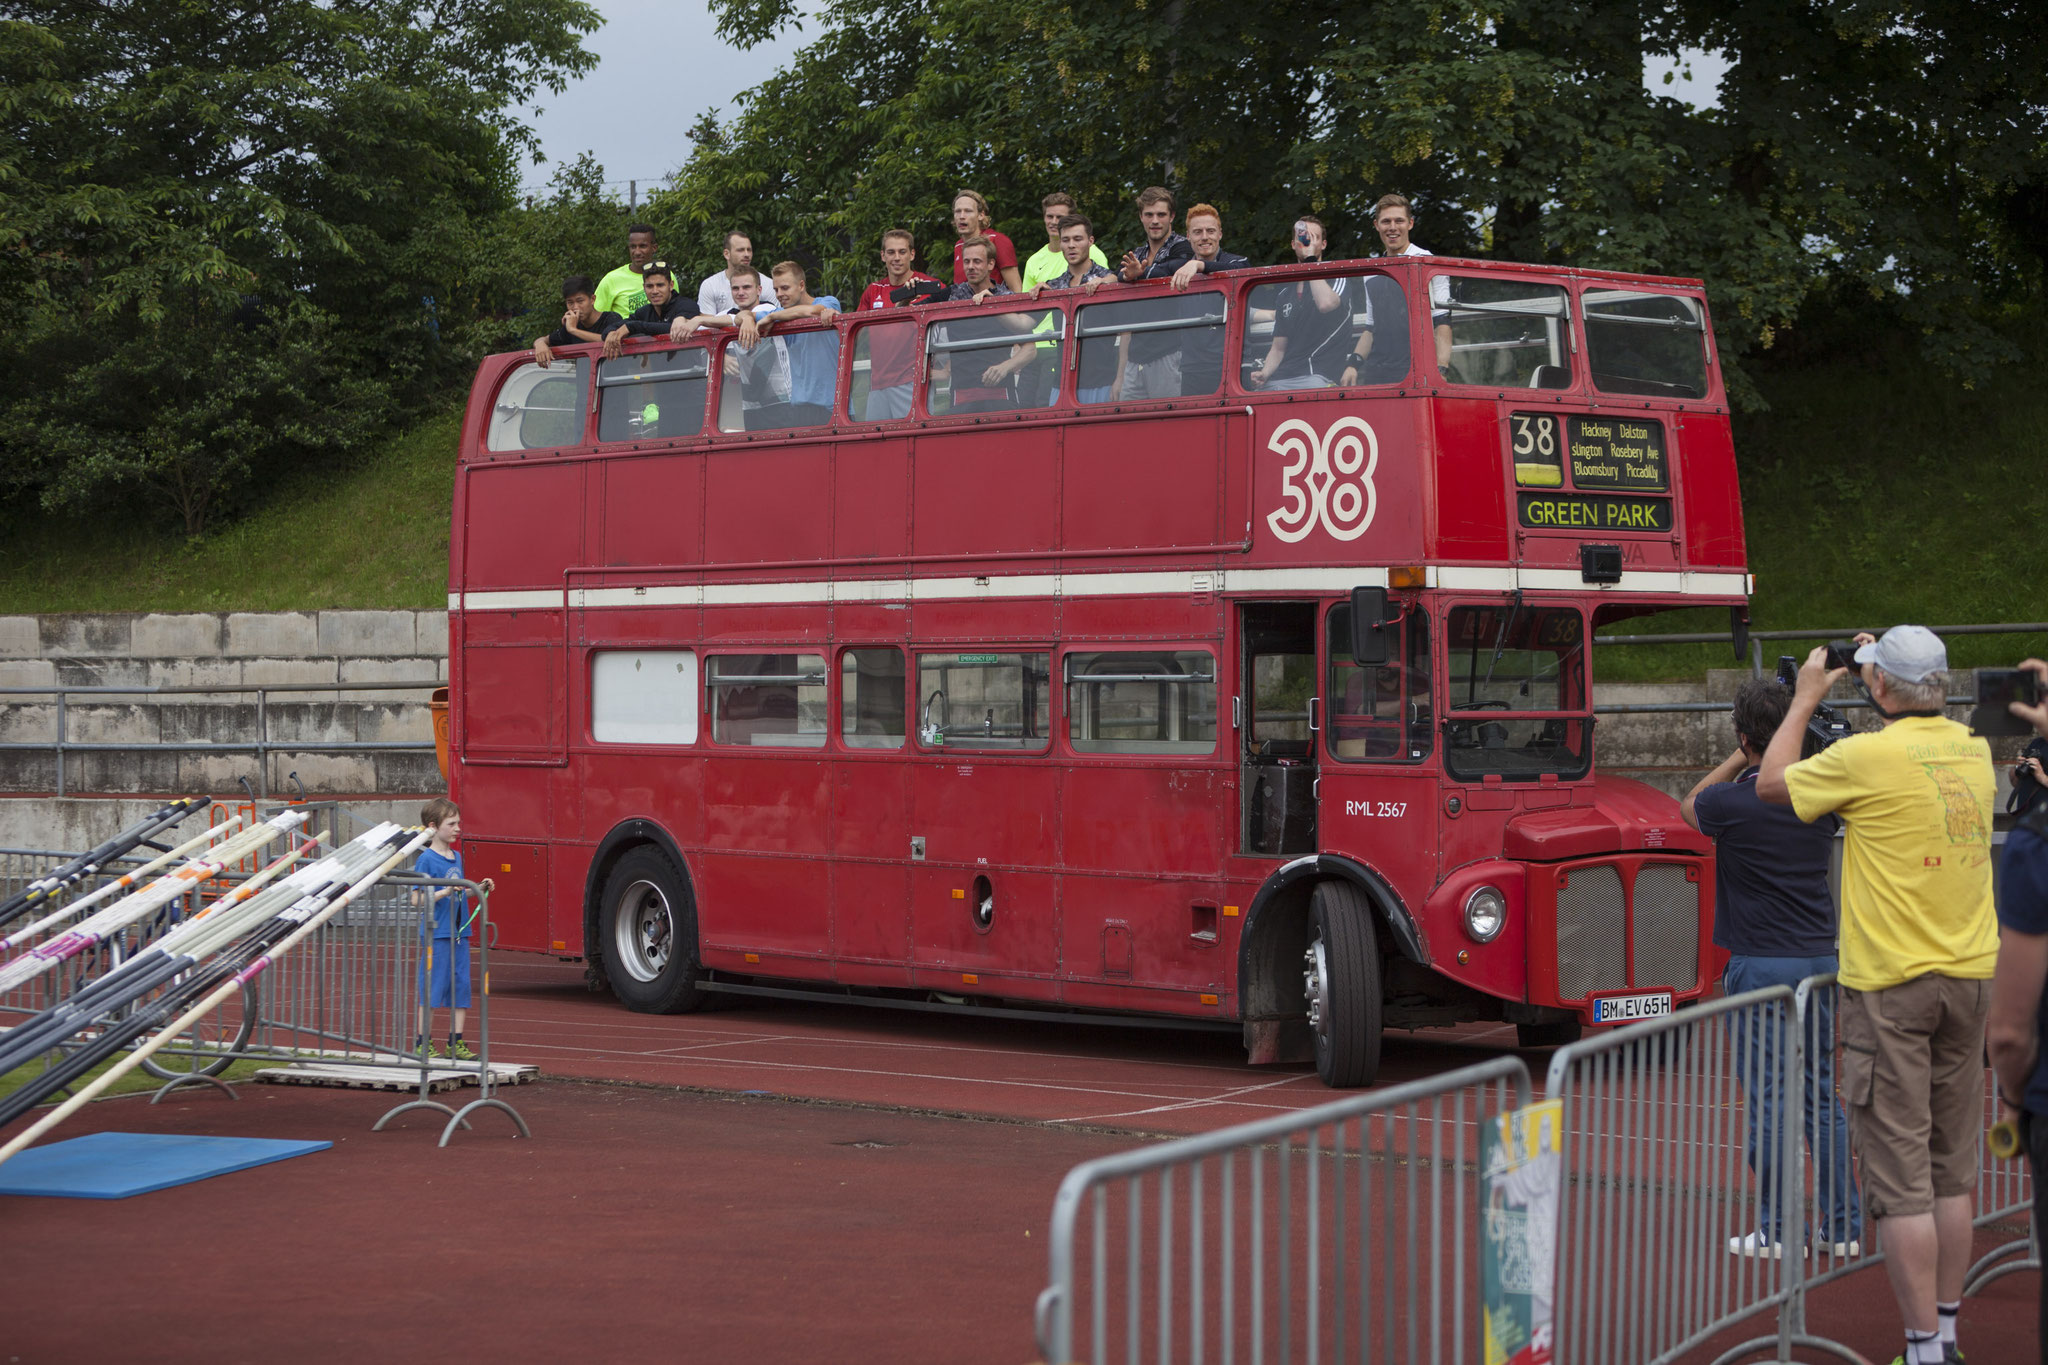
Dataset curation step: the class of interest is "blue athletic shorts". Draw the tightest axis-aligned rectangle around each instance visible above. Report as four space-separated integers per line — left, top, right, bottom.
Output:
418 937 472 1009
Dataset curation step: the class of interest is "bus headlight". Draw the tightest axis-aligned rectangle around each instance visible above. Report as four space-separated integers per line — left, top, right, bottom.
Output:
1462 886 1507 943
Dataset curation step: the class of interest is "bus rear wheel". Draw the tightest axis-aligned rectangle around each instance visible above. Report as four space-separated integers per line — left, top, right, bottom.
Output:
599 848 705 1014
1304 881 1383 1088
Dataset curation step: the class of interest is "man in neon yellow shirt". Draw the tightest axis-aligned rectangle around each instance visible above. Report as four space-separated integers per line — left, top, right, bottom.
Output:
594 224 659 319
1759 624 1993 1365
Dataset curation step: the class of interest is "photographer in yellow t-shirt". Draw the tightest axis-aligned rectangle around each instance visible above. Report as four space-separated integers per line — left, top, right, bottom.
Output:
1757 625 1996 1365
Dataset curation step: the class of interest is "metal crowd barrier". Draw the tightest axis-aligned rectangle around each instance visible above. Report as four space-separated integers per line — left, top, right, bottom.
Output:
1033 1055 1533 1365
0 807 526 1145
1544 974 2032 1365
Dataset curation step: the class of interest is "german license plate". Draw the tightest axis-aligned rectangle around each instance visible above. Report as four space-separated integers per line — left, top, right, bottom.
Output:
1592 992 1674 1023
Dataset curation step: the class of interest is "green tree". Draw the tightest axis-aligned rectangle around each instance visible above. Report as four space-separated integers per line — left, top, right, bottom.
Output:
674 0 2048 404
0 0 600 534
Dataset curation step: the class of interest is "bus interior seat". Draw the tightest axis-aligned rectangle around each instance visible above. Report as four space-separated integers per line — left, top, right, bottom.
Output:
1528 363 1571 390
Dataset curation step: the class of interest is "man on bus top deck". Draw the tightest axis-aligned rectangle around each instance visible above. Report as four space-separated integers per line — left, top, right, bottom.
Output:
764 261 842 427
1247 216 1352 391
695 265 790 431
697 230 758 317
854 229 941 421
601 260 700 357
1372 193 1454 370
935 238 1032 414
594 223 660 319
1758 626 1997 1365
531 275 622 368
1161 203 1250 398
1032 215 1118 403
1114 185 1193 284
1023 192 1108 290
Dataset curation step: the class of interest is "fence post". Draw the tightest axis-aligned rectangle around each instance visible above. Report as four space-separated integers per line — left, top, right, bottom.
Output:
53 689 65 798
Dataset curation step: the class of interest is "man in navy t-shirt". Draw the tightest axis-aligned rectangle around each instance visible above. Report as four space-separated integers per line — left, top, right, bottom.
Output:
1988 656 2048 1355
1683 677 1861 1258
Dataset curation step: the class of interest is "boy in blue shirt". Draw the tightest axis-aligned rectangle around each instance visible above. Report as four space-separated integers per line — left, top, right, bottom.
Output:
414 798 494 1061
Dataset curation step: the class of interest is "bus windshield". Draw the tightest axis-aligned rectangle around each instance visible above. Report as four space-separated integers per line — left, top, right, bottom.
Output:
1443 604 1590 780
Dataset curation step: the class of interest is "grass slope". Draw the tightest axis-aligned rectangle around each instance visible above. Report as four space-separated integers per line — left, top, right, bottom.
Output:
0 341 2042 679
0 411 460 614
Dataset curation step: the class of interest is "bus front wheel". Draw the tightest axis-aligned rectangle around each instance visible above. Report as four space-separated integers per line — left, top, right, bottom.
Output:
599 847 705 1014
1305 881 1383 1087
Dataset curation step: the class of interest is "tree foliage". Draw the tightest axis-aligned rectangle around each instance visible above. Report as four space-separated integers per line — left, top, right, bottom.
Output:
0 0 600 534
663 0 2048 405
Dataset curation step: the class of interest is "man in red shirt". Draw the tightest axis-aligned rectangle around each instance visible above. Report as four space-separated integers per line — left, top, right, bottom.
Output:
855 229 941 420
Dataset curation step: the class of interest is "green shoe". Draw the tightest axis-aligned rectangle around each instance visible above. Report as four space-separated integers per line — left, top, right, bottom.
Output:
447 1039 477 1061
416 1038 442 1060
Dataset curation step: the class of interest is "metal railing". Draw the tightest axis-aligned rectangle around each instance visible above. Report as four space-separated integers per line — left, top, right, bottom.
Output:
1034 1055 1533 1364
1592 620 2048 693
0 804 526 1145
0 678 440 797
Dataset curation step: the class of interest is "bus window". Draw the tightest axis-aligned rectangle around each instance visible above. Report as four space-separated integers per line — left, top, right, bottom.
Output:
706 653 827 748
916 652 1051 751
1583 289 1709 399
1437 278 1572 390
718 331 794 433
1326 604 1431 763
1076 292 1227 403
1247 652 1315 752
1443 605 1590 781
590 650 697 745
925 306 1058 416
1240 273 1408 391
489 358 588 451
846 315 919 422
1064 651 1218 754
840 648 906 749
596 348 706 443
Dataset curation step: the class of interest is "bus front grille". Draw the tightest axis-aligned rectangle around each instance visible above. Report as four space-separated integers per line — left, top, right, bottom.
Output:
1631 863 1700 990
1555 865 1627 998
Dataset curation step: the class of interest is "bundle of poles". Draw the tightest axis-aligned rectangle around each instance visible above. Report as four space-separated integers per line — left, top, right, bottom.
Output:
0 795 212 931
0 812 432 1164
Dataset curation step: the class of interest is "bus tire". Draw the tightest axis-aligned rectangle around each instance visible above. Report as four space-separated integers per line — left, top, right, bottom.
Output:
1516 1019 1582 1050
1306 880 1383 1088
598 847 704 1014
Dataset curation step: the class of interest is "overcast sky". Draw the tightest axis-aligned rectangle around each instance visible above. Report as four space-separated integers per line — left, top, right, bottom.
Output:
523 5 1728 195
520 1 811 198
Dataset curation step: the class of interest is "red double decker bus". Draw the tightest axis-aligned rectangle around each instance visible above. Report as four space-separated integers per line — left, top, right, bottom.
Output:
447 254 1746 1086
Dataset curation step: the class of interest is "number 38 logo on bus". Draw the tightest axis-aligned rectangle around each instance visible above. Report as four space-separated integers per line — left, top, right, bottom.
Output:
1265 416 1379 544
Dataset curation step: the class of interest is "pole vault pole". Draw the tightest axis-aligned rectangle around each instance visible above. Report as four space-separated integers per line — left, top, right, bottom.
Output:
0 796 212 929
0 814 248 952
0 828 433 1166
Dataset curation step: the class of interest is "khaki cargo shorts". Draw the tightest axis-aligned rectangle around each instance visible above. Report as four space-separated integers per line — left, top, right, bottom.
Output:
1839 975 1990 1218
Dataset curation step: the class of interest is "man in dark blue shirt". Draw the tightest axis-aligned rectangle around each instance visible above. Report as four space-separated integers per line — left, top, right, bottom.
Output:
1988 656 2048 1358
1683 677 1860 1259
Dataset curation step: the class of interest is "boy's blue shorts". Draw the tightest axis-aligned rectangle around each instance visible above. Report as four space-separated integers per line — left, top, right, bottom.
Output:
418 937 472 1009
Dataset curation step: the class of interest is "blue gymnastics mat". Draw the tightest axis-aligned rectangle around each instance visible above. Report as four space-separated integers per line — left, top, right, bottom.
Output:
0 1132 331 1199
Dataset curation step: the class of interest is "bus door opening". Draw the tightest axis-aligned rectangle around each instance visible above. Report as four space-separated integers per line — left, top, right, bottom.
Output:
1238 603 1318 856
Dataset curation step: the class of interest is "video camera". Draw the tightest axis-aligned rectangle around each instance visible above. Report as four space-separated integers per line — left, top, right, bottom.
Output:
890 279 949 306
1776 656 1853 756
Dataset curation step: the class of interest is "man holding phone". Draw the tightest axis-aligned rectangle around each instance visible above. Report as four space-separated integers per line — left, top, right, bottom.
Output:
1988 656 2048 1362
1757 626 1996 1365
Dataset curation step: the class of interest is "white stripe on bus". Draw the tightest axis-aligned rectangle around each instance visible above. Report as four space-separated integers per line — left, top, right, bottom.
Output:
447 566 1747 612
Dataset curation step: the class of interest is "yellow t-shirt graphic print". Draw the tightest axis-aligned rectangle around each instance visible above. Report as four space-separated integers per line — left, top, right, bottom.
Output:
1782 715 1997 990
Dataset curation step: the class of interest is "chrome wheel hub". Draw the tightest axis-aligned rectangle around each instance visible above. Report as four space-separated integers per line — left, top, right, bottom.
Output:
614 880 674 983
1304 937 1330 1038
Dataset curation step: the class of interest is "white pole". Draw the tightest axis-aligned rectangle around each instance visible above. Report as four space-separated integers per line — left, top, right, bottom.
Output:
0 829 433 1166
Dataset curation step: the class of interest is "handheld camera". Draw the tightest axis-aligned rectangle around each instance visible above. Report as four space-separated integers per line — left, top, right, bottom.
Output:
1822 640 1860 672
1776 656 1853 756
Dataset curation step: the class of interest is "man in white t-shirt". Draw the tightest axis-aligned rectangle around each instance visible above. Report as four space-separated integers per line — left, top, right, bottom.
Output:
697 230 758 316
1373 194 1452 371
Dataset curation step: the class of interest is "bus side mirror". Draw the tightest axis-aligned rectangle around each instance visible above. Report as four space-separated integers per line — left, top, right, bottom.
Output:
1731 605 1751 663
1351 587 1392 666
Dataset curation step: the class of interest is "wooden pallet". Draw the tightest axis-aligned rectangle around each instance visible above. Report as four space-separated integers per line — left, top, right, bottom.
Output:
252 1061 539 1093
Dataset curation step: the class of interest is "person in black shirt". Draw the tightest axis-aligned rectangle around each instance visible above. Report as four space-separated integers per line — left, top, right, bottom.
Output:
1682 678 1862 1259
602 261 701 357
1168 204 1248 398
532 275 621 367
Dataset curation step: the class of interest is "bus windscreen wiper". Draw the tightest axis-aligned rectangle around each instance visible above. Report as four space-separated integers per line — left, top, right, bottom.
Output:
1483 591 1523 690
